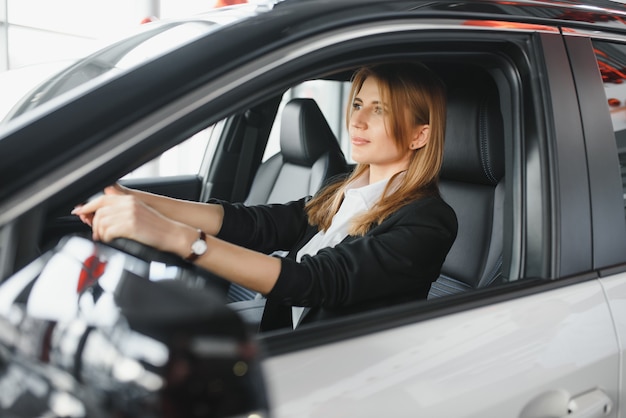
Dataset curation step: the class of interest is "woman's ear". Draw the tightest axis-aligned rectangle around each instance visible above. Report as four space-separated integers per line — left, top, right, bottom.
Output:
409 125 430 150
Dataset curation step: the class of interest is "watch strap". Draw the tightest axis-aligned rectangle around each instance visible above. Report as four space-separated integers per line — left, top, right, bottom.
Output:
185 229 207 262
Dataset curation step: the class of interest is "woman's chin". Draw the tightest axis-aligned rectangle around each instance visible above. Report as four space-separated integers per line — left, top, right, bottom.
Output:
350 152 367 165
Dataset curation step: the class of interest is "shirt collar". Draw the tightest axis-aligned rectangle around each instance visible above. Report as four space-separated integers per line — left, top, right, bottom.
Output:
344 169 405 209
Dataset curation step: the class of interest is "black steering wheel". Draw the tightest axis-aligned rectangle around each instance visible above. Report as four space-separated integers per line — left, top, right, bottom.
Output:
104 237 231 295
106 237 187 266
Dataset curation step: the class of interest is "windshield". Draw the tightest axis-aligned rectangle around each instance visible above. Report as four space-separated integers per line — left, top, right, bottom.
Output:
1 7 258 123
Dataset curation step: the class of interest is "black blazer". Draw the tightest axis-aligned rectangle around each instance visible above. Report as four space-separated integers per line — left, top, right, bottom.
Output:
215 195 457 331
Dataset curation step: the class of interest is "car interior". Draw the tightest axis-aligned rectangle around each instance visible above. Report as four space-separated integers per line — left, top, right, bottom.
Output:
429 65 506 298
243 98 348 207
226 97 349 302
205 59 513 330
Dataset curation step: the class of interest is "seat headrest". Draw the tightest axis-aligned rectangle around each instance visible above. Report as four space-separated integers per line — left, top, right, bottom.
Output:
280 98 341 166
440 87 504 185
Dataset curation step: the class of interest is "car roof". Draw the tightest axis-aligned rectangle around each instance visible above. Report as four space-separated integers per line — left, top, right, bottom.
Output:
6 0 626 122
270 0 626 32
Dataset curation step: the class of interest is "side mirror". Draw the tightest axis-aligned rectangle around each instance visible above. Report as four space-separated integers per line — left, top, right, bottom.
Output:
0 236 269 417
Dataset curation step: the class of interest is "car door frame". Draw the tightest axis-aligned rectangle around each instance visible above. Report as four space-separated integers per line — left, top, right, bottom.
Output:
251 25 596 348
565 28 626 418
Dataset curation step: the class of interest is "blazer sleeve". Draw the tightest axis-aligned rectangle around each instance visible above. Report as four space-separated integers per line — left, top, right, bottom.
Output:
266 195 457 307
211 197 311 254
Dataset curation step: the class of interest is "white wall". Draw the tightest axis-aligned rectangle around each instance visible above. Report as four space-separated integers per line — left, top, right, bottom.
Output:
0 0 7 70
1 0 229 70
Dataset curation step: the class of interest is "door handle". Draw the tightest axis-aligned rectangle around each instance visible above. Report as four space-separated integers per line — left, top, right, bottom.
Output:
520 388 613 418
566 389 612 418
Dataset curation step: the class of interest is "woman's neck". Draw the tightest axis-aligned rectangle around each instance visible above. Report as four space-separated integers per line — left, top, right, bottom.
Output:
368 164 409 184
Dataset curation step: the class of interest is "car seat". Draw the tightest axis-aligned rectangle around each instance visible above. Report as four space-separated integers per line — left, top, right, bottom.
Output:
228 98 348 302
427 75 505 298
243 98 348 206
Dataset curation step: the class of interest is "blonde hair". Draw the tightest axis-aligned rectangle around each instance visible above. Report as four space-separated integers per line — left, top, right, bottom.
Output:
305 62 447 236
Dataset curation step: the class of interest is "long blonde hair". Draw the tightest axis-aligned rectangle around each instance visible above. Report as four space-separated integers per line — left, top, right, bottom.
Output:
305 62 447 236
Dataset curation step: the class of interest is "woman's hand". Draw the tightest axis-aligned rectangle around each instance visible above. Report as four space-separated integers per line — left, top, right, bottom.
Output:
72 185 126 227
72 185 189 255
72 186 281 294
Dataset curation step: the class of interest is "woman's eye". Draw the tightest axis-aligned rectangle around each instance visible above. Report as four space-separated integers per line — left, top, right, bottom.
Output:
352 102 362 110
374 106 384 115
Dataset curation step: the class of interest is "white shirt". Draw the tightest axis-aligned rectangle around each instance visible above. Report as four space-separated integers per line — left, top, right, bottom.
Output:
291 172 392 328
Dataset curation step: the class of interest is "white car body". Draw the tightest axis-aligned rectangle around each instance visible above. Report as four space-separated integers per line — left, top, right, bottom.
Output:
265 279 620 417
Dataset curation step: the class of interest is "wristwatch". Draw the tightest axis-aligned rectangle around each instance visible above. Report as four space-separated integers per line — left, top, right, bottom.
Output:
185 229 207 262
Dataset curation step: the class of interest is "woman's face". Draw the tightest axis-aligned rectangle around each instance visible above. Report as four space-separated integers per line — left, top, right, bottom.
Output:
349 76 416 181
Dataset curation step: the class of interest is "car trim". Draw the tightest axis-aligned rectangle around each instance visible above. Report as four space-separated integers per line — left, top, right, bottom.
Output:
564 34 626 269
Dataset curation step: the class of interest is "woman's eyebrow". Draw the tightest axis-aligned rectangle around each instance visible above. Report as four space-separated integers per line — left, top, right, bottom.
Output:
354 97 384 106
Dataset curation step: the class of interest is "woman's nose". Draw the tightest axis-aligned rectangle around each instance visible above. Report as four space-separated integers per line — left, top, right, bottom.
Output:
351 112 366 129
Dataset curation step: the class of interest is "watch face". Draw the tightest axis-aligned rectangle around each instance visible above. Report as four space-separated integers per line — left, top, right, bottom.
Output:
192 239 207 255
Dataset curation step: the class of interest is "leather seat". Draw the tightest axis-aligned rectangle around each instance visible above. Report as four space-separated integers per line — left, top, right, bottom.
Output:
244 98 348 205
428 79 505 298
228 98 348 302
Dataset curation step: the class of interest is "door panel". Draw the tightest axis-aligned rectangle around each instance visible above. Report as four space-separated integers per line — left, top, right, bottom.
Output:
262 281 619 417
122 174 203 201
598 273 626 418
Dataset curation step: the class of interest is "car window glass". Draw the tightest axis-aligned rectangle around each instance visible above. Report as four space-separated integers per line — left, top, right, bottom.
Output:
122 124 215 179
592 39 626 218
4 21 216 122
263 80 351 161
115 22 212 70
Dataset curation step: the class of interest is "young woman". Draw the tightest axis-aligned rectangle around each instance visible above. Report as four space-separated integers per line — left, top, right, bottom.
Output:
73 62 458 331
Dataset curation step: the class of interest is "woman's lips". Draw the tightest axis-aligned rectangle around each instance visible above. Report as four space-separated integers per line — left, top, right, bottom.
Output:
351 137 370 146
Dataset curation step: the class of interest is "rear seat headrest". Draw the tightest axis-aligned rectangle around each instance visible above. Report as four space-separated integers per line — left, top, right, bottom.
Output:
279 98 343 166
440 87 504 185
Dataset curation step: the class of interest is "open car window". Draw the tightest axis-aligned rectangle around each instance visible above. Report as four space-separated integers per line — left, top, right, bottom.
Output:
122 124 216 179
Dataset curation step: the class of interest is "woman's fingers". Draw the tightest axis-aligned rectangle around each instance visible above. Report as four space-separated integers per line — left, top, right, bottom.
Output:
72 194 105 218
92 209 133 242
92 195 175 249
72 191 181 254
90 195 139 241
72 194 131 238
104 184 126 196
71 205 94 226
71 185 127 219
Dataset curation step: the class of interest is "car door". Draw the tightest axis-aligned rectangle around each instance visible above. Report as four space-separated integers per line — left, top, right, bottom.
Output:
252 24 622 418
262 282 617 418
573 32 626 418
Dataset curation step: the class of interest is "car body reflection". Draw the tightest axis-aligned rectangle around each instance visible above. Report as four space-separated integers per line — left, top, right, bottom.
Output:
0 236 268 417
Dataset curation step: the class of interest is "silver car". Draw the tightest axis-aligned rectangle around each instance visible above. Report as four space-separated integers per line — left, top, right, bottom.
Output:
1 0 626 417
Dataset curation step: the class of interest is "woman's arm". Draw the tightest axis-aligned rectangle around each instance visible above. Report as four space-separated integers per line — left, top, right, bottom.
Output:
175 225 281 294
116 184 224 235
72 186 303 295
75 184 224 236
267 196 458 307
